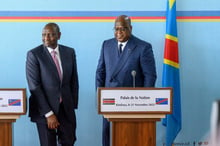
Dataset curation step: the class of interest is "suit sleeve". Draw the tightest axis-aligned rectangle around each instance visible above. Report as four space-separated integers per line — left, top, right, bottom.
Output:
96 41 106 88
71 49 79 109
140 44 157 87
26 51 51 116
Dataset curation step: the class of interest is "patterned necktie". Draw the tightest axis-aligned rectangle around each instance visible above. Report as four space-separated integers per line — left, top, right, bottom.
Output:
51 50 62 80
119 44 123 54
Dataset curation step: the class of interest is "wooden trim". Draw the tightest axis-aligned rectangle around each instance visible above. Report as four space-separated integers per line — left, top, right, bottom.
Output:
109 118 161 122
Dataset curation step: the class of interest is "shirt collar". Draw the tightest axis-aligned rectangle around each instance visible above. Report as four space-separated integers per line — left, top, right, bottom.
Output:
47 45 59 54
118 41 128 47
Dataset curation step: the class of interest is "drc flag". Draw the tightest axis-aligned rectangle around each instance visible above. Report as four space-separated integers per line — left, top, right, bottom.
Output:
156 98 168 105
162 0 182 146
8 99 21 106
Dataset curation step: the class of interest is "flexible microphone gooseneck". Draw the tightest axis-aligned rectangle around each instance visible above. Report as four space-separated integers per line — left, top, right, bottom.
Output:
131 70 136 88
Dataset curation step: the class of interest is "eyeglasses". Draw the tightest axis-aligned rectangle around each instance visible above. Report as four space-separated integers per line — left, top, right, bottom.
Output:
113 27 128 32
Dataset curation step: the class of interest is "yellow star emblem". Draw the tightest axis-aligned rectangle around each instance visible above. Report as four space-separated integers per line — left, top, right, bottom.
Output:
169 0 175 9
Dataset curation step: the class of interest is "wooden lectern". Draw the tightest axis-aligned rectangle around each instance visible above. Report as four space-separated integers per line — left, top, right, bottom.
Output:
0 89 26 146
98 87 172 146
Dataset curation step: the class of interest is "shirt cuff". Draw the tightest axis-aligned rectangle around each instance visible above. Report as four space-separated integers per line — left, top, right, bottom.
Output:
45 111 54 118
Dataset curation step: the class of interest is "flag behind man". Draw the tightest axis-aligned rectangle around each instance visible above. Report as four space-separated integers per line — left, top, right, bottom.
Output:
162 0 182 146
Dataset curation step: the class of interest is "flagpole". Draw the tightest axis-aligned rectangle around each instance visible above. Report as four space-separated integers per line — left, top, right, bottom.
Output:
162 0 182 146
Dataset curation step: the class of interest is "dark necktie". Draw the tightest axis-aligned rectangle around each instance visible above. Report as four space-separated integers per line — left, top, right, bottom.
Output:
119 44 123 54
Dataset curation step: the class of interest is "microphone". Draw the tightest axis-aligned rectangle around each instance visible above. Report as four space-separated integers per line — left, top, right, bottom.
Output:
131 70 136 88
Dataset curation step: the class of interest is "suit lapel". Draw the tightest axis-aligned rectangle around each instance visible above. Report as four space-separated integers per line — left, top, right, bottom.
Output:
58 46 65 82
43 45 56 69
43 45 62 83
111 37 136 79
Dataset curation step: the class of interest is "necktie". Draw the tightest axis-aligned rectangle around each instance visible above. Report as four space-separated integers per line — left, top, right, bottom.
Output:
119 44 123 54
51 50 62 80
51 50 62 102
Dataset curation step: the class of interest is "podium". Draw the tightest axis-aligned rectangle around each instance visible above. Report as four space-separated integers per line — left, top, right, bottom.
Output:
98 87 172 146
0 89 26 146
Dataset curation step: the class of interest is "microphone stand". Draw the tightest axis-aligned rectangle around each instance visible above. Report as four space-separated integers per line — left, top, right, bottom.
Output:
131 70 136 88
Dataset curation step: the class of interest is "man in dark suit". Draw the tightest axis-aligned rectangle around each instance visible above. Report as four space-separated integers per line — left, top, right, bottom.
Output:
26 23 79 146
96 15 157 146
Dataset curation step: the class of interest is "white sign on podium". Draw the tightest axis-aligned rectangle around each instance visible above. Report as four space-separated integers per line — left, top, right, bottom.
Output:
0 89 26 114
98 87 172 114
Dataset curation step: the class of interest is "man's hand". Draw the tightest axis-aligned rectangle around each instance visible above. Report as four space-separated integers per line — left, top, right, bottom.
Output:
46 114 60 129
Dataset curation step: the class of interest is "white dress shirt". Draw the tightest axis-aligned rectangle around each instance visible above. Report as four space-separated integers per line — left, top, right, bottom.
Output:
45 45 63 118
118 41 128 52
47 46 63 76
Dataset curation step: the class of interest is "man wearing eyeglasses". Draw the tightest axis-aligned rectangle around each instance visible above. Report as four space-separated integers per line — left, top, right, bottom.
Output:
96 15 157 146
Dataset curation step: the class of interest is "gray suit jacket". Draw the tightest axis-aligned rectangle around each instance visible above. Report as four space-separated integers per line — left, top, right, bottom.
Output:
26 44 78 123
96 35 156 88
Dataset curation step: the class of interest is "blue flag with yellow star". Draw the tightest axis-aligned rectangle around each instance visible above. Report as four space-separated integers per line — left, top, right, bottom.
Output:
162 0 182 146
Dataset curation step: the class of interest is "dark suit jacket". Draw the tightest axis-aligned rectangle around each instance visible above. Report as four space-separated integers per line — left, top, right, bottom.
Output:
26 44 78 123
96 35 156 88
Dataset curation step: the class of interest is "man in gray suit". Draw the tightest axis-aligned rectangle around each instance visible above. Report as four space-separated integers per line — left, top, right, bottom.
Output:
26 23 78 146
96 15 157 146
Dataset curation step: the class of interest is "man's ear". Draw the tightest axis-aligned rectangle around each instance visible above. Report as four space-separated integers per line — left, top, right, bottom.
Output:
58 32 61 40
